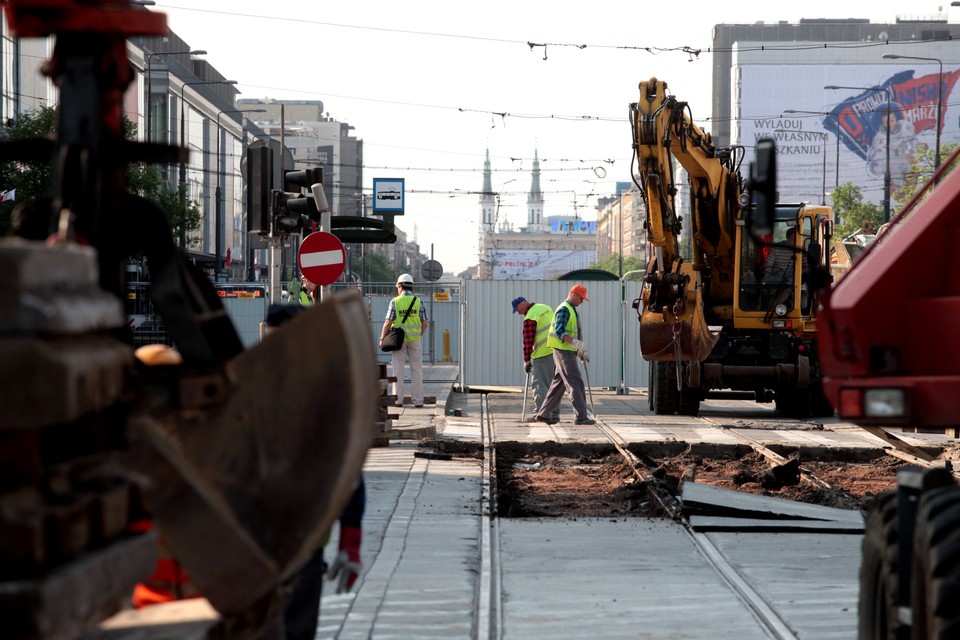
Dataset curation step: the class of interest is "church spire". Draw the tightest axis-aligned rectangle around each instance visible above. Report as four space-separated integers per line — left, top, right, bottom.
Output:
480 148 495 234
527 148 544 232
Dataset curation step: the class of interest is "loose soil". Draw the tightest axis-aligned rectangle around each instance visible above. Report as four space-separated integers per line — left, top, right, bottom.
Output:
497 447 903 519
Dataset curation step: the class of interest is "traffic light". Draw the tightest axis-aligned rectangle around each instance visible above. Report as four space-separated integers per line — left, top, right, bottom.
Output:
270 190 312 235
246 147 272 235
269 167 331 236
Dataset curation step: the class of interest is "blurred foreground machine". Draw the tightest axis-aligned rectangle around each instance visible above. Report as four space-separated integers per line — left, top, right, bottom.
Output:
629 77 834 417
0 2 375 638
813 149 960 639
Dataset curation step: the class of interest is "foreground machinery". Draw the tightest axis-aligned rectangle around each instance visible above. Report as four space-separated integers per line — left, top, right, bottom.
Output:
0 2 374 638
630 78 834 417
810 147 960 638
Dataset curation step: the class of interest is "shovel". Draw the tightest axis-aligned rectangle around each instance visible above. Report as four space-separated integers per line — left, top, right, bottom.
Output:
521 368 531 421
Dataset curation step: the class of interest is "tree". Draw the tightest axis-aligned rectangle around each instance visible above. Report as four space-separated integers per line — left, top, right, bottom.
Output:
829 182 882 239
892 141 960 211
0 105 201 244
354 251 394 283
587 253 646 280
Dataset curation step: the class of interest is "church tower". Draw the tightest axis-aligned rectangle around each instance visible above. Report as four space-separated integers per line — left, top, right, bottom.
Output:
527 149 544 232
480 149 495 234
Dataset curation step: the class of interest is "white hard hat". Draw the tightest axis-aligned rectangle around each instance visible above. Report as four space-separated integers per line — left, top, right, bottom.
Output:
397 273 414 284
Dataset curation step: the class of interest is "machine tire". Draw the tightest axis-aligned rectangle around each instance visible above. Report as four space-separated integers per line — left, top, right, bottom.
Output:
809 381 835 418
774 387 799 417
910 484 960 640
647 361 655 412
858 490 901 640
677 366 701 416
653 361 678 415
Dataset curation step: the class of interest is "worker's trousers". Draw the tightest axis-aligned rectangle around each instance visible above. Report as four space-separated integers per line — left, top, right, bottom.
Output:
537 349 588 421
392 338 424 406
531 354 559 419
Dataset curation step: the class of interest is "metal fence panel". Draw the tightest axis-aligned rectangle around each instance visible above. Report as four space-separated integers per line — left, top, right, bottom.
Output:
331 281 461 365
462 280 647 391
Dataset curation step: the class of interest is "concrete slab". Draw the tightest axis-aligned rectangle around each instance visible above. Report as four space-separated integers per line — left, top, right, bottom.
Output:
499 518 776 639
681 482 864 525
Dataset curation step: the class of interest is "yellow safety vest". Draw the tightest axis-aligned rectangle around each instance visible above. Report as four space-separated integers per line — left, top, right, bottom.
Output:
392 295 422 342
299 290 315 307
548 300 579 352
524 303 554 360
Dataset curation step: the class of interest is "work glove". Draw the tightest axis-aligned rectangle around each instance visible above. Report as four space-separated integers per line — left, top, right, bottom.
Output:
327 526 362 593
571 339 590 363
524 360 532 374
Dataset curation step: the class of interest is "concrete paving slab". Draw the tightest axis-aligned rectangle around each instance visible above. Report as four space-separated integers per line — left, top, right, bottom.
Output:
499 518 777 639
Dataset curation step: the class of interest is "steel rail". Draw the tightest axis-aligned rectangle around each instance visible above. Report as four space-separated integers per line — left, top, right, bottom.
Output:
476 395 503 640
588 413 800 639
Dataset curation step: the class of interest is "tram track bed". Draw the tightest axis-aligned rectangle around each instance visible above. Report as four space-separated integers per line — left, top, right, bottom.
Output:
492 441 905 520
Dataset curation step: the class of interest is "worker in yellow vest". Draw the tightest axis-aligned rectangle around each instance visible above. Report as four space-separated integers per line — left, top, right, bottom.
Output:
379 273 429 407
512 296 559 423
535 284 594 425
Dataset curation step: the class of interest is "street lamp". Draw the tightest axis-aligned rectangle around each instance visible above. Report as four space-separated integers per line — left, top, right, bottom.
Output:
215 107 265 277
144 49 205 143
178 79 237 249
883 53 943 182
775 129 828 205
782 109 840 189
826 84 892 222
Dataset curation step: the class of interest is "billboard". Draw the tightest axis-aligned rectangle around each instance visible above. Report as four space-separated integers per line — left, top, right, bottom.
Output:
736 61 960 208
490 248 596 280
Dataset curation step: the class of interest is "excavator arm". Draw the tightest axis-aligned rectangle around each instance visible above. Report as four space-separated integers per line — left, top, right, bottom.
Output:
631 77 741 362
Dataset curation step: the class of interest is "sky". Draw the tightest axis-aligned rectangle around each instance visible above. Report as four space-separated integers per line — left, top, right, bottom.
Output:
152 0 952 275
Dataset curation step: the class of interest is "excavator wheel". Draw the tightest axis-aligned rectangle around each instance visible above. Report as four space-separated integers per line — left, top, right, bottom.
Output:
858 490 902 640
647 361 655 412
652 360 679 415
809 381 836 418
910 483 960 640
677 366 701 417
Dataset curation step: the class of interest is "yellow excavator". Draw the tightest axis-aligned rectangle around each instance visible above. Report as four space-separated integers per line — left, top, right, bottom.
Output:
630 78 835 417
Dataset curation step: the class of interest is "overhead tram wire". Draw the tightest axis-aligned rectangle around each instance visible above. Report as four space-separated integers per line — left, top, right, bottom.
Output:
156 3 960 57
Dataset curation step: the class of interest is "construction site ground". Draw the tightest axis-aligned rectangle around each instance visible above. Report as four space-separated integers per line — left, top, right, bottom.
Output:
91 363 960 639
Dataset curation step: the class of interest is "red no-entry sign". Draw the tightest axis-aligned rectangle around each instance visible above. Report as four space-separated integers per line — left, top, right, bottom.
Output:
297 231 345 286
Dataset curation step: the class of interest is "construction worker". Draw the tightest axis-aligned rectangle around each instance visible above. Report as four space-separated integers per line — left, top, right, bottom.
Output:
535 284 594 425
298 276 316 306
512 296 559 423
380 273 429 407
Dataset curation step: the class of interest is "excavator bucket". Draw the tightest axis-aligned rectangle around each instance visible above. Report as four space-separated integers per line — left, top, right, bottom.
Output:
129 290 376 615
640 287 719 363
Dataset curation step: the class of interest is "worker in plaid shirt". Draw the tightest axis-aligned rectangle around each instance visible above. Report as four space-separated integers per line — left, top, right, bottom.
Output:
512 296 559 423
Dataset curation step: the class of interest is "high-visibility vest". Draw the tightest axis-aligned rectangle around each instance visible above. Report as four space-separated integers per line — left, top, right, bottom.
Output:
392 295 422 342
547 300 579 352
524 303 554 360
299 290 315 307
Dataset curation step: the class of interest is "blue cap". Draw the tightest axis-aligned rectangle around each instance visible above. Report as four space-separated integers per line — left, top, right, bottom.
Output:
511 296 526 313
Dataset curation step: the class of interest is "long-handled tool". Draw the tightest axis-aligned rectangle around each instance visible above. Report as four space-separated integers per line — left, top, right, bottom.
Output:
580 355 596 416
521 368 531 422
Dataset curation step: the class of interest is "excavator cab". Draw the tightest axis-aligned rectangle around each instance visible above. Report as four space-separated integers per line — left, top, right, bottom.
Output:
735 204 832 329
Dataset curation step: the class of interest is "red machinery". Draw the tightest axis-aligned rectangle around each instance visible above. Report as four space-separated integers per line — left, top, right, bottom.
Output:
818 154 960 429
815 150 960 639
